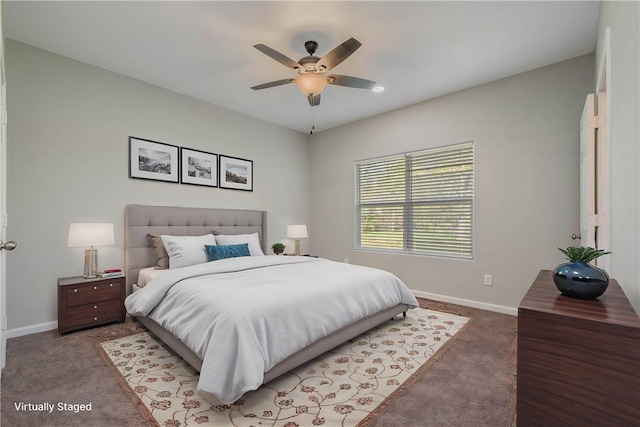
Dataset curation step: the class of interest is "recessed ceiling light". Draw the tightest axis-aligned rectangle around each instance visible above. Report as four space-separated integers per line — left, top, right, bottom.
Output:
372 86 384 93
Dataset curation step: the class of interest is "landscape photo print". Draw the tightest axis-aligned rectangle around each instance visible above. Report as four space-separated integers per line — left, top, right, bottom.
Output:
219 155 253 191
180 147 218 187
129 137 179 183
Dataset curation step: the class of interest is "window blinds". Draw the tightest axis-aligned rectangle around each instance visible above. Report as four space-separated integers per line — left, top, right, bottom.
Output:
356 142 474 259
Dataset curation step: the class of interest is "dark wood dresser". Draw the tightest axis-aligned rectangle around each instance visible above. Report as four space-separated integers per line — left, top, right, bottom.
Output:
58 275 126 334
517 270 640 426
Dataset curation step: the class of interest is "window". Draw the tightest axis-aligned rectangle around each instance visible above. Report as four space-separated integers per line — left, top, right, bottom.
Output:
356 142 474 259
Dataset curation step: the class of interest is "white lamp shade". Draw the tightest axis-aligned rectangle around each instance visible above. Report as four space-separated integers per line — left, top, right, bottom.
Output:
287 225 308 239
68 223 115 247
296 73 328 96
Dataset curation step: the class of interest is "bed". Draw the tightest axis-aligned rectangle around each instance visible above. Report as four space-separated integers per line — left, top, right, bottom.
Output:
124 204 418 404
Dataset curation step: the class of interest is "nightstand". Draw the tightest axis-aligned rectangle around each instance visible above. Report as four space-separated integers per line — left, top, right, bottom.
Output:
57 275 126 335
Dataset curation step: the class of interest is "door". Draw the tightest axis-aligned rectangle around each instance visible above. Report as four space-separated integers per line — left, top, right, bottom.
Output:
579 88 610 270
580 28 612 271
579 94 596 249
0 0 6 369
0 1 15 369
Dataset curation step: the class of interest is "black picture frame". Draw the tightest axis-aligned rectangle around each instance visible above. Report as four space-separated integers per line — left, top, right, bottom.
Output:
180 148 218 188
219 155 253 191
129 137 179 183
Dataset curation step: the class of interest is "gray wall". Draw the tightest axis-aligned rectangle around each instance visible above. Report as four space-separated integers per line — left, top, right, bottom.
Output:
6 40 310 329
309 55 594 310
595 1 640 313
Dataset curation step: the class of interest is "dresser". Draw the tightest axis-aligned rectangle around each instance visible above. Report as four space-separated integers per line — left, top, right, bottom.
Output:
517 270 640 426
58 276 126 334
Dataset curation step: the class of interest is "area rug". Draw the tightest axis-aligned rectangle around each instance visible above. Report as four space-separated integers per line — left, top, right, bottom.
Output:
100 308 469 427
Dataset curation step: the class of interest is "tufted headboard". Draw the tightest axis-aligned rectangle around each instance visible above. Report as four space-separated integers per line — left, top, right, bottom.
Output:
124 204 267 294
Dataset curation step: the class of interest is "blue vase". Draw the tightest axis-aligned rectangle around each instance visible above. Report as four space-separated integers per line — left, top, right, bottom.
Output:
552 261 609 299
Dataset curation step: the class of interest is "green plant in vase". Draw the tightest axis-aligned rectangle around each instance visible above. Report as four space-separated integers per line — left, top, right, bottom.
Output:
558 246 611 263
553 246 611 299
271 242 285 255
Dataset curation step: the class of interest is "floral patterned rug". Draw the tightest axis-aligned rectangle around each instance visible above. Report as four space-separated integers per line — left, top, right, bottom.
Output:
100 308 469 427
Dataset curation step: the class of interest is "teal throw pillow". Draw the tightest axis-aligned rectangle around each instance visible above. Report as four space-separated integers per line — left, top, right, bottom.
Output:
205 243 250 262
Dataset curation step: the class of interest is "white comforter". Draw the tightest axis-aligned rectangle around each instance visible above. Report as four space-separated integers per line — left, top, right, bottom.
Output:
125 256 418 404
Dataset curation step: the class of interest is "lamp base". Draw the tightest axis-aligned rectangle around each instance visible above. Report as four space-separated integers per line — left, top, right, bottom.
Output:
83 248 99 279
294 239 300 256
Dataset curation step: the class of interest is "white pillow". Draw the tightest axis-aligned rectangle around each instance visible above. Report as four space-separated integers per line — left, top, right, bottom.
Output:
161 234 218 269
215 233 264 256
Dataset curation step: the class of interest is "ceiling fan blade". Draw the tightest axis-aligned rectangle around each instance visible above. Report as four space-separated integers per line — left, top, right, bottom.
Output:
307 94 321 107
316 38 362 72
251 78 295 90
327 74 376 89
253 44 302 71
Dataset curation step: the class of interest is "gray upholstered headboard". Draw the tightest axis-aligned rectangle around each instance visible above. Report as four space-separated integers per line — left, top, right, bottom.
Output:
124 204 267 294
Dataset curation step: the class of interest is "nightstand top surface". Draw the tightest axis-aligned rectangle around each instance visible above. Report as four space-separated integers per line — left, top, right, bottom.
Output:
58 275 125 286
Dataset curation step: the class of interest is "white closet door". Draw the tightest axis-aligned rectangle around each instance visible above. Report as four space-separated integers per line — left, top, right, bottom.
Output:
0 0 7 369
579 93 596 249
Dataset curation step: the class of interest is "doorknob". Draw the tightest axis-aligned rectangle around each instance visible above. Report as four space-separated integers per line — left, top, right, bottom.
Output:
571 234 581 240
0 241 17 251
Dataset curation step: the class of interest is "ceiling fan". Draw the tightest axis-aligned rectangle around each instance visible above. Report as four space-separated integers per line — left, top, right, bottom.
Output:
251 38 376 107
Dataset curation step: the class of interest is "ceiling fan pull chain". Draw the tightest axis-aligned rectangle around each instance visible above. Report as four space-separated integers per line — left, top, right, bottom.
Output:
310 108 315 134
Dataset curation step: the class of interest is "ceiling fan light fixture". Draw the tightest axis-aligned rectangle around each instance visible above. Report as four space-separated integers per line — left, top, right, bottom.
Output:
296 73 328 96
252 38 371 107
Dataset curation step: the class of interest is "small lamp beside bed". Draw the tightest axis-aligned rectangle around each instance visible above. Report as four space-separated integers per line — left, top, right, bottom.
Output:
67 223 115 279
287 224 308 256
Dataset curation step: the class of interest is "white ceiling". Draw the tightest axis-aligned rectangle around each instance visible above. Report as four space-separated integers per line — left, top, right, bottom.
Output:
4 1 600 134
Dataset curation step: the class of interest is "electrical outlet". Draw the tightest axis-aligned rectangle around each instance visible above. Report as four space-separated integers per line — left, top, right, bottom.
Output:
2 316 6 330
484 274 493 286
344 258 350 264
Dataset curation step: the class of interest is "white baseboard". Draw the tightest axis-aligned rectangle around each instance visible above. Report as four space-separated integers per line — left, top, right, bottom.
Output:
6 321 57 339
412 289 518 316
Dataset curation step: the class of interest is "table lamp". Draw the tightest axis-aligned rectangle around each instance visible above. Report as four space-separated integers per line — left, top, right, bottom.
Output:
68 223 115 278
287 225 308 256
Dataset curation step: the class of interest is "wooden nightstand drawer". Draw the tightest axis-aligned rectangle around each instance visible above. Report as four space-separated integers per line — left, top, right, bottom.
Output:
65 299 124 329
58 275 126 334
65 279 123 307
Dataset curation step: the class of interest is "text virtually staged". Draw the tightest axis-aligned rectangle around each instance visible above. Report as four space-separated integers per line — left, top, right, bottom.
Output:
13 402 93 414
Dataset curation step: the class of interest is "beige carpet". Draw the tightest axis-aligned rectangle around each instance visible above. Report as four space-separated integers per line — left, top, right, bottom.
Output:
100 308 469 427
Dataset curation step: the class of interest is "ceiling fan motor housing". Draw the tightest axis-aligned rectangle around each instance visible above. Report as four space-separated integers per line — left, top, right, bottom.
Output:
298 55 321 72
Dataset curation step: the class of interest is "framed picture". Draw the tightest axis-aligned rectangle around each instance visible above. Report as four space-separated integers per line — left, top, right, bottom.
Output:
129 137 179 183
180 148 218 187
219 155 253 191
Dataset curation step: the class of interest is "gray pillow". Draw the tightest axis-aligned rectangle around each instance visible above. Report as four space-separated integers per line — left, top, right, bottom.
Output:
149 231 221 269
148 234 169 270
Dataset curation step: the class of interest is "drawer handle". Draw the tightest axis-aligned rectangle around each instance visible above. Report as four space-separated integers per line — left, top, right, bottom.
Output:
110 283 113 287
94 317 98 321
73 289 78 293
93 305 98 309
93 286 97 290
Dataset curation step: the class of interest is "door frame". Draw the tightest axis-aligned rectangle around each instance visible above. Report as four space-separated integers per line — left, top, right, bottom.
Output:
595 27 612 273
